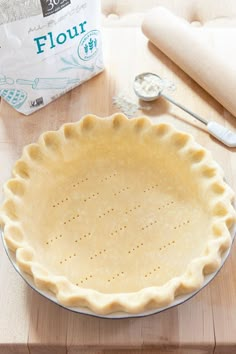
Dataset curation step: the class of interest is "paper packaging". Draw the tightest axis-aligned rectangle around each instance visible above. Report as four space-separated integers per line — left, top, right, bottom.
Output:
142 7 236 117
0 0 104 115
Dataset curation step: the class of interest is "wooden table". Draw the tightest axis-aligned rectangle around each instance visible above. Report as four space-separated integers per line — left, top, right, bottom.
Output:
0 4 236 354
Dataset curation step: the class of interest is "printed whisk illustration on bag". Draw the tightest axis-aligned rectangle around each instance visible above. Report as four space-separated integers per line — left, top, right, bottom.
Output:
0 0 104 115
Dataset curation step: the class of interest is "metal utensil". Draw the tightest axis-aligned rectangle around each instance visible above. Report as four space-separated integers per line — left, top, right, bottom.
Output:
133 72 236 148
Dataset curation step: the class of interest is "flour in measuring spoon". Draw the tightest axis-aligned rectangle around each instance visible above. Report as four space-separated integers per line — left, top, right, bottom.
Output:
134 73 164 99
112 75 176 116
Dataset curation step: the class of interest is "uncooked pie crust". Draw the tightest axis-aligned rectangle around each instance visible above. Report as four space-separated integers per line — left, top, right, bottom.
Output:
1 114 236 314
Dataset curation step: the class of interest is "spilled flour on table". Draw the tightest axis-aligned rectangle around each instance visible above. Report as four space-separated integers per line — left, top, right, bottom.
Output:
112 91 151 117
112 78 176 116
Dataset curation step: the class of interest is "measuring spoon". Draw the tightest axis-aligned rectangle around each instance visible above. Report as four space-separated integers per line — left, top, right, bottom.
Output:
133 72 236 148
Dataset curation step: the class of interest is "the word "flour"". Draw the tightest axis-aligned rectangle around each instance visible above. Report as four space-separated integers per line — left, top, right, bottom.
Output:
0 0 104 115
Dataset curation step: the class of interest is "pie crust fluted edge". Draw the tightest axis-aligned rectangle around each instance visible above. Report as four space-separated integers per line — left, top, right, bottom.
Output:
1 113 235 315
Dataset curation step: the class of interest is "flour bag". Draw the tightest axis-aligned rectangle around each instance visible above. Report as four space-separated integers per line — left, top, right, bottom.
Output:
0 0 104 115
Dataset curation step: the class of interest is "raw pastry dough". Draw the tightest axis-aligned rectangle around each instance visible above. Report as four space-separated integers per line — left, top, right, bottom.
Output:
1 114 235 314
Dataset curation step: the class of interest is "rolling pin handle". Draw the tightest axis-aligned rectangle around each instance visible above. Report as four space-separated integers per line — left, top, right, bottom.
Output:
16 79 34 86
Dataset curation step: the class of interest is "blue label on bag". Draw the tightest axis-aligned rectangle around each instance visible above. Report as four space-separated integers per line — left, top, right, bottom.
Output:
78 30 100 61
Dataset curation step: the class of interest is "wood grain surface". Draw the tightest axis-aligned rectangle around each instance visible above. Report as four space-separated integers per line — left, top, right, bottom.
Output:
0 2 236 353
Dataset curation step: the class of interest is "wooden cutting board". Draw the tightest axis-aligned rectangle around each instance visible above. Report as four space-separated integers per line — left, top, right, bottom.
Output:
0 16 236 354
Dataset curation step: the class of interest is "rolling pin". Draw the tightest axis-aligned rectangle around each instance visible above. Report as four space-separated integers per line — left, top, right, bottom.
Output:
142 7 236 117
16 78 80 90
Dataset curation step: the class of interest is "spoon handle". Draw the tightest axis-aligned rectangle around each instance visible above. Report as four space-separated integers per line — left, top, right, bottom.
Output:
161 93 208 125
161 93 236 147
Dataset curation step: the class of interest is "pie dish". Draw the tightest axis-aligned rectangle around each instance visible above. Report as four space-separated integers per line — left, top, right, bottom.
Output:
1 114 235 315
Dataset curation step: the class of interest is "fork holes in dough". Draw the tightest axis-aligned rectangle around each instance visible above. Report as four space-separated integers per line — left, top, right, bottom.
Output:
173 220 190 230
158 240 176 253
46 234 63 245
124 204 141 215
63 213 80 225
144 266 161 278
59 252 77 264
114 186 130 196
110 225 127 237
141 219 158 230
52 197 69 208
143 184 159 193
107 271 125 283
128 242 144 254
83 192 99 202
76 274 93 286
90 249 106 260
98 208 115 219
74 232 91 243
100 172 117 183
